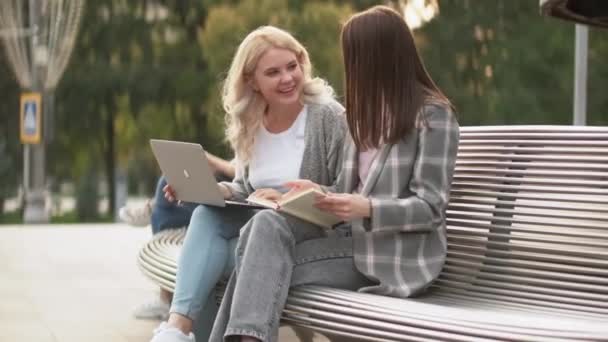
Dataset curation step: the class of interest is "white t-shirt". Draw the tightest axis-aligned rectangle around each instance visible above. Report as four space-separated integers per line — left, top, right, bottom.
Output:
249 106 307 192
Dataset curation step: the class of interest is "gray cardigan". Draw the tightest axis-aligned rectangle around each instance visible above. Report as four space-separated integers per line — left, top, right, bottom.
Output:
222 100 346 200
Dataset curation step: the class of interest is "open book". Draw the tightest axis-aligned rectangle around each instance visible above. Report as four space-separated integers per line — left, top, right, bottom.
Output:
247 188 342 229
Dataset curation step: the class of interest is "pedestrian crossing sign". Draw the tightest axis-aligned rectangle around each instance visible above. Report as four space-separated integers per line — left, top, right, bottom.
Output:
20 92 42 144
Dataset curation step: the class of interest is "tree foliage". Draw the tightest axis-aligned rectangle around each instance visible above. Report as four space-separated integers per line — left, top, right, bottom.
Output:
0 50 21 214
0 0 606 221
417 0 607 125
200 0 353 126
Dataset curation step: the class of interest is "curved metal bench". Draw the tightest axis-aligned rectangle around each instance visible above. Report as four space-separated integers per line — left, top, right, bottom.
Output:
139 126 608 341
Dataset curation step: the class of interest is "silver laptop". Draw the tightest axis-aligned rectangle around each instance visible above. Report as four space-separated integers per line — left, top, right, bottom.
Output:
150 139 262 208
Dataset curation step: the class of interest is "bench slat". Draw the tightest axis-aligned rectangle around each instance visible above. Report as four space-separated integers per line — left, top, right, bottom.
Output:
445 258 608 286
440 265 608 299
456 153 608 162
459 139 608 146
430 281 608 315
447 229 608 250
455 167 608 179
453 175 608 188
447 212 608 231
456 160 608 171
448 197 608 213
445 250 608 277
451 181 608 196
448 203 608 222
446 243 608 268
450 189 607 204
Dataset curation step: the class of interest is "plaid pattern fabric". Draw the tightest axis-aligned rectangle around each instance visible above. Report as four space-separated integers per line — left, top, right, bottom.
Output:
339 104 460 298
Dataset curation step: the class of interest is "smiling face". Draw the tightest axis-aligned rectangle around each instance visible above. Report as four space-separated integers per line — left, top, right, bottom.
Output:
251 47 303 109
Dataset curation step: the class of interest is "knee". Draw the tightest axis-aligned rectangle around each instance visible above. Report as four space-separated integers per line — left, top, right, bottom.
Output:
251 209 282 226
191 204 210 220
191 204 223 220
247 210 290 238
189 205 223 233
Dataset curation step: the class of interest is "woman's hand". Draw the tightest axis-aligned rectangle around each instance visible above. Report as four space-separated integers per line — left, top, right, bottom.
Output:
251 188 283 202
163 184 177 203
218 183 232 199
314 193 371 221
283 179 321 199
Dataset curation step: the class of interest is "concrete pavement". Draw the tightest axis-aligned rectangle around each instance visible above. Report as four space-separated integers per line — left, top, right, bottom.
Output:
0 224 326 341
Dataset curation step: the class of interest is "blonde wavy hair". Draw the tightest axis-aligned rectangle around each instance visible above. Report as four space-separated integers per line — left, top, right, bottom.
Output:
223 26 335 165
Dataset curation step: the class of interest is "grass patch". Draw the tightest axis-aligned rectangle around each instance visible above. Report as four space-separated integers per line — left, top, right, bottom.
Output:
0 210 114 224
0 211 22 224
51 211 114 224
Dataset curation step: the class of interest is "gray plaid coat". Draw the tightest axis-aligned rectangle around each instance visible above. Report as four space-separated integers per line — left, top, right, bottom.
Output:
334 104 459 298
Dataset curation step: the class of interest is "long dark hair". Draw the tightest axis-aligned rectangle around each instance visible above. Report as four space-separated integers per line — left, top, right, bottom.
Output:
341 5 452 149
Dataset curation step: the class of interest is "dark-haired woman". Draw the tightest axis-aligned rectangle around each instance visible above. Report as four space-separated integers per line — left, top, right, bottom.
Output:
210 6 460 342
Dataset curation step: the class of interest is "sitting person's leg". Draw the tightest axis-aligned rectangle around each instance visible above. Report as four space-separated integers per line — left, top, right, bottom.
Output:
290 232 374 290
121 151 233 228
210 210 328 342
119 176 196 229
151 204 257 342
150 176 197 234
133 176 197 320
134 153 234 322
119 196 154 228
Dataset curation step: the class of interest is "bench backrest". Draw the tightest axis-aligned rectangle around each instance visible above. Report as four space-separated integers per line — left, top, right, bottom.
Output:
434 126 608 317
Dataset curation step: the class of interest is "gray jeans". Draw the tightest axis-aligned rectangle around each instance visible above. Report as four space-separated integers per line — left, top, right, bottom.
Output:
209 209 374 342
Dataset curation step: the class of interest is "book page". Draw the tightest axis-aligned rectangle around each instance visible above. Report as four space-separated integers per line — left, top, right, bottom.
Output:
246 195 279 210
277 189 342 229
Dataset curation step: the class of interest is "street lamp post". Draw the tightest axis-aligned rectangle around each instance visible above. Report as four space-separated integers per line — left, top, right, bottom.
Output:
22 0 48 223
540 0 608 126
573 24 588 126
0 0 83 223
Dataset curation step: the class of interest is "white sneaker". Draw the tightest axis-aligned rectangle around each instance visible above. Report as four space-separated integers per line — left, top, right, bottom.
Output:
150 322 196 342
119 201 152 227
133 298 170 320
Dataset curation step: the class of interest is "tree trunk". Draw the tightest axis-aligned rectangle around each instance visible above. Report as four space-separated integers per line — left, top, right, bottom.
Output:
105 104 116 219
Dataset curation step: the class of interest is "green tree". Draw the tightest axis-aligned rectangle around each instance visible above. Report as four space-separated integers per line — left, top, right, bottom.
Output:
417 0 607 125
0 52 21 216
200 0 354 126
55 1 213 217
291 2 354 99
6 0 606 223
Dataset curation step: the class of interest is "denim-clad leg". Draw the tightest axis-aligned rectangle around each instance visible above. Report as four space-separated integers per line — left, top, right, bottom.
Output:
150 176 197 234
209 210 327 342
170 205 257 331
209 214 374 342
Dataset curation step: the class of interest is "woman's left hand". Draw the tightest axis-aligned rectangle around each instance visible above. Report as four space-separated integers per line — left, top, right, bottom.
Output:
314 193 371 221
251 188 283 202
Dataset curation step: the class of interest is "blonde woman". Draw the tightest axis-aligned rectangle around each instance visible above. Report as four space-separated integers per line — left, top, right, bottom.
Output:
150 26 346 342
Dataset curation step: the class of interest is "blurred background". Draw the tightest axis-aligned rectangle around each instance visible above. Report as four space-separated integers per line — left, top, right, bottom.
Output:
1 0 607 224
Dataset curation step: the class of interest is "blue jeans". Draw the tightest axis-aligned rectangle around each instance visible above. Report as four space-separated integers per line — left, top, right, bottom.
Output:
170 204 258 341
150 176 197 234
209 210 373 342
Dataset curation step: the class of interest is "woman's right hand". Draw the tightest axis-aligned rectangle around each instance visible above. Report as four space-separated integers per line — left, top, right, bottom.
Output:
163 184 177 203
283 179 321 199
218 183 232 199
